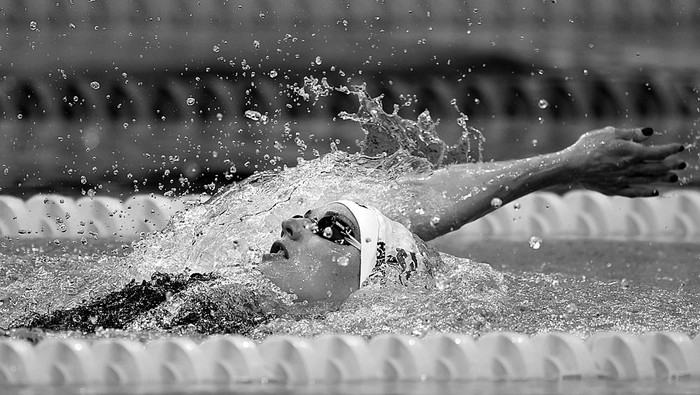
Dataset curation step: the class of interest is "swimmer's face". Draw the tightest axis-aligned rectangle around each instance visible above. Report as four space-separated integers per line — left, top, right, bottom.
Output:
258 203 362 304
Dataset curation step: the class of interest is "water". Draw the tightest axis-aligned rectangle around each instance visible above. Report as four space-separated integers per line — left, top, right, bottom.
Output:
1 86 699 342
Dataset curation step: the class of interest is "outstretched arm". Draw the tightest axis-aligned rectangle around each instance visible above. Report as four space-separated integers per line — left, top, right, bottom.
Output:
405 127 686 241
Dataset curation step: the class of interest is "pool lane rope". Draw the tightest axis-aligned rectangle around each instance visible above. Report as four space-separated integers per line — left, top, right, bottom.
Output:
0 194 194 240
0 190 698 241
1 331 700 386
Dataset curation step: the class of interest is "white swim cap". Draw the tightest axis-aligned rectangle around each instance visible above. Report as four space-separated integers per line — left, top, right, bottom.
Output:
335 200 422 287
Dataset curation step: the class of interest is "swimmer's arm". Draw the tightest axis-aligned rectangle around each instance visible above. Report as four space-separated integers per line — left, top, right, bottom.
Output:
407 150 570 240
405 127 686 240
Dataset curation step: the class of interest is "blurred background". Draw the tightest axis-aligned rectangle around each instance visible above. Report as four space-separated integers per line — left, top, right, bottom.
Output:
0 0 698 198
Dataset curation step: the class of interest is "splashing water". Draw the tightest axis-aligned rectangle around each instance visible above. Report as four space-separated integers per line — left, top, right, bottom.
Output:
338 84 486 167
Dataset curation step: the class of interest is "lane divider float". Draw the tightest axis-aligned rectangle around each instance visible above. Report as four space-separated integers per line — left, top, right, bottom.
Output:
1 331 700 387
441 189 700 242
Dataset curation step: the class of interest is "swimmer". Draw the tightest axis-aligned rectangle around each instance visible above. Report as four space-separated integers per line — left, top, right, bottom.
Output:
259 126 686 304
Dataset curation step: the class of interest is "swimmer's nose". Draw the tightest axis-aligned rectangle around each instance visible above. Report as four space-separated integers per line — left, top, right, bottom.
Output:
281 217 310 240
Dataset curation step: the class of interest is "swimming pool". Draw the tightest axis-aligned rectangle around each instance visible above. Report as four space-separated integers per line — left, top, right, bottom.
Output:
2 191 700 394
2 0 700 393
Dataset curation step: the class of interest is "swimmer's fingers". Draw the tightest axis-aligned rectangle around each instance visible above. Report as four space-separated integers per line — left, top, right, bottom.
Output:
592 179 671 198
627 157 687 177
635 143 686 161
617 173 682 196
613 186 661 198
601 173 679 191
612 127 687 159
613 126 684 160
613 127 654 142
580 163 682 197
626 173 680 185
612 166 681 186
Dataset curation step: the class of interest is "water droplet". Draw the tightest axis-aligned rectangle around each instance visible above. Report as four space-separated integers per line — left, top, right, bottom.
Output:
216 113 223 121
528 236 542 250
430 216 441 227
294 136 306 150
337 256 349 266
245 110 262 121
90 81 100 90
490 198 503 208
269 70 278 78
538 99 548 109
186 97 196 106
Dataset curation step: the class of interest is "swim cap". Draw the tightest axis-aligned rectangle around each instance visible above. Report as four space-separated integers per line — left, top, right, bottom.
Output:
335 200 424 287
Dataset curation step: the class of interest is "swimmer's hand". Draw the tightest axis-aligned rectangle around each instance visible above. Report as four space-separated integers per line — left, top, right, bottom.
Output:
564 126 686 197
